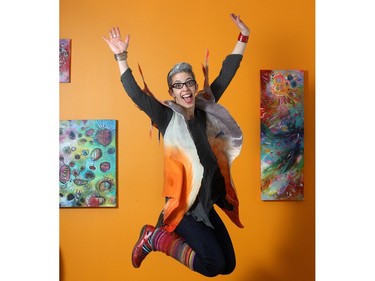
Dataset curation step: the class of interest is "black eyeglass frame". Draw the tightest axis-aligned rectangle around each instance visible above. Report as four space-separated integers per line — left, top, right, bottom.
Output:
169 79 197 90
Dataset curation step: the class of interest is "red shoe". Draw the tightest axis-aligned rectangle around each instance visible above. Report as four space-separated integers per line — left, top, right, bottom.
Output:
131 225 155 268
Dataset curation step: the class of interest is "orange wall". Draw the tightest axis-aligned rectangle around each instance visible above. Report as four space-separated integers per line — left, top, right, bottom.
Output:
60 0 315 280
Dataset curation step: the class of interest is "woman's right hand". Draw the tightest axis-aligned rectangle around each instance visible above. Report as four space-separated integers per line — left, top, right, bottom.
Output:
103 27 129 55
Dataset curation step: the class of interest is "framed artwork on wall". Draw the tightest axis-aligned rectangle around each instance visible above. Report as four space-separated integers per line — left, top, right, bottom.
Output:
59 120 117 207
59 39 71 83
260 70 304 200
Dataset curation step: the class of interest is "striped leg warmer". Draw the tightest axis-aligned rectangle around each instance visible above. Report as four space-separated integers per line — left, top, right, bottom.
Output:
151 227 195 270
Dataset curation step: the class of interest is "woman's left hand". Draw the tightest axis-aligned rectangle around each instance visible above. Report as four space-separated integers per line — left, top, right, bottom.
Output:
230 13 250 36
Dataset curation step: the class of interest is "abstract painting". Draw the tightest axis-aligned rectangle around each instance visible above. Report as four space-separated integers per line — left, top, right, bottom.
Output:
59 39 71 83
59 120 117 207
260 70 304 200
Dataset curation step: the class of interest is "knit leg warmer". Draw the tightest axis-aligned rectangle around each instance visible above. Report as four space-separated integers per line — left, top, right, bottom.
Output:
151 227 195 270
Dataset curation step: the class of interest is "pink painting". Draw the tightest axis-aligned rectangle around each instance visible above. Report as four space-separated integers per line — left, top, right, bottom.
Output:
59 39 71 83
260 70 304 200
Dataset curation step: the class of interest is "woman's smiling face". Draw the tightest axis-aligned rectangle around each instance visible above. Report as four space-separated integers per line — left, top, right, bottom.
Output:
169 72 198 111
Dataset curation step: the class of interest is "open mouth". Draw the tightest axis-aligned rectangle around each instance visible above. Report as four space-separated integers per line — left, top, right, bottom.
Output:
182 93 193 103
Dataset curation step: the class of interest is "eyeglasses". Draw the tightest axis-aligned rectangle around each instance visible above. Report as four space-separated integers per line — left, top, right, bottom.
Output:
170 80 196 89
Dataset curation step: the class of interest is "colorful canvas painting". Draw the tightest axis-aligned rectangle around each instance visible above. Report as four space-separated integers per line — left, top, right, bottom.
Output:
59 120 117 207
260 70 304 200
59 39 71 83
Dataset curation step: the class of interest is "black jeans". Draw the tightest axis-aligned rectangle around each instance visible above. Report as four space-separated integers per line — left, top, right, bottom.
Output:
174 207 236 277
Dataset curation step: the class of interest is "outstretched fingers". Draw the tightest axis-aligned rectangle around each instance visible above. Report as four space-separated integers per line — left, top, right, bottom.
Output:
108 27 118 39
103 27 130 54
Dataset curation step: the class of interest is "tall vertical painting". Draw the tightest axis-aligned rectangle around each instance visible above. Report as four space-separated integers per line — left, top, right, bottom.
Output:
260 70 304 200
59 39 71 83
59 120 117 207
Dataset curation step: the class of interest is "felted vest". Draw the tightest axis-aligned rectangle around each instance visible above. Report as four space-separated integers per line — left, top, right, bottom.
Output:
161 91 244 232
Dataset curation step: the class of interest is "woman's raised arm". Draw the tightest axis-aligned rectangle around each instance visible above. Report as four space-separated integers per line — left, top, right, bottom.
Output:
229 14 250 55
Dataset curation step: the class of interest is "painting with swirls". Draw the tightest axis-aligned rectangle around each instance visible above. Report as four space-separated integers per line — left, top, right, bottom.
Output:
260 70 304 200
59 39 71 83
59 120 117 207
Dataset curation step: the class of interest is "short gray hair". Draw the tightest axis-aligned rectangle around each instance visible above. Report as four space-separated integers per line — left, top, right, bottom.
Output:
167 62 195 88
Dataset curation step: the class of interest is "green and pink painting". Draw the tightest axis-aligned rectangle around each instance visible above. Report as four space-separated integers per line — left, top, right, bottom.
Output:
260 70 304 200
59 120 117 207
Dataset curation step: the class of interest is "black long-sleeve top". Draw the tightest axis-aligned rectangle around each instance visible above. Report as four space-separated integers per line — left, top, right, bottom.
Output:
121 54 242 228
